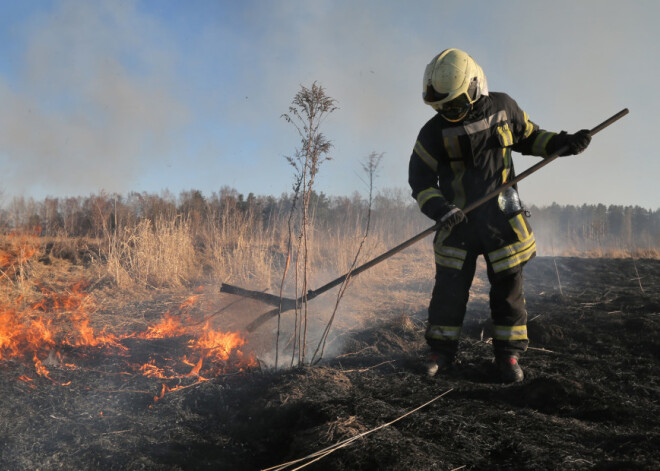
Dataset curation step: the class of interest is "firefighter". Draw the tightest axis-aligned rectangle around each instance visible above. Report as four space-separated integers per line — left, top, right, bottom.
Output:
409 48 591 382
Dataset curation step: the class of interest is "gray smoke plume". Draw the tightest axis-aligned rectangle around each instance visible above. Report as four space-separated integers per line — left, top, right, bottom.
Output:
0 0 188 198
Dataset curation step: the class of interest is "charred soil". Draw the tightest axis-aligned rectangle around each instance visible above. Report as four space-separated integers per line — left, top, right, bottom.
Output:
1 257 659 470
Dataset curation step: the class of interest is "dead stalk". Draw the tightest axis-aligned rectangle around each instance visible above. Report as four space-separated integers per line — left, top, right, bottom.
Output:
281 82 337 367
551 240 563 296
527 346 557 354
276 178 301 370
263 388 453 471
341 360 395 373
630 252 645 294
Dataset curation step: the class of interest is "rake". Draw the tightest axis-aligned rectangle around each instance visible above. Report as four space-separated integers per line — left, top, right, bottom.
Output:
222 108 629 332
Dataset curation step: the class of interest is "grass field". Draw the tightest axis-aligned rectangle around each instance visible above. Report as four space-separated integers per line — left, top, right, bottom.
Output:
0 206 659 469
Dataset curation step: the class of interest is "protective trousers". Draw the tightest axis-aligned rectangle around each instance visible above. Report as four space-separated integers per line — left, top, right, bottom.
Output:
424 206 532 358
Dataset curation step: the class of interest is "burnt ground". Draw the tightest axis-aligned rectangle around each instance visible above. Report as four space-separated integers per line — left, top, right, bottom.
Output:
1 257 659 470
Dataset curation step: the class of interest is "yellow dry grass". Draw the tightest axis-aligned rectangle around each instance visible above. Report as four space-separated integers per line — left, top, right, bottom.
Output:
106 217 200 290
1 211 658 329
0 233 43 304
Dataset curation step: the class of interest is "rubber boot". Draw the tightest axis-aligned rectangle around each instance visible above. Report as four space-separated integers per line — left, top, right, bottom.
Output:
497 356 524 383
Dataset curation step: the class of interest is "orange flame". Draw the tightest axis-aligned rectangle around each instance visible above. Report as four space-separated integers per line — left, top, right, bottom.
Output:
33 353 52 379
139 361 171 379
138 312 187 339
0 233 40 273
186 357 203 377
134 296 257 380
1 282 256 390
0 237 256 401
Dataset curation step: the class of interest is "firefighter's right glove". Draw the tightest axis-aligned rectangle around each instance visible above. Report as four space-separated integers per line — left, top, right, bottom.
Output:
436 205 465 231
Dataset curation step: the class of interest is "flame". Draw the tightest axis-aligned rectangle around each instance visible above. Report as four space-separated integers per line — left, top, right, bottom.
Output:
154 383 167 402
33 353 52 379
138 311 187 339
190 323 258 372
0 236 256 402
179 295 199 311
0 282 256 397
139 361 171 379
187 357 203 377
0 233 40 275
0 281 127 370
135 296 257 379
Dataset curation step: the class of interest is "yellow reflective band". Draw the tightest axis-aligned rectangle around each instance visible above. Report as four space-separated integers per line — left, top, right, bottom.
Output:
493 325 528 341
414 140 438 172
497 123 514 147
502 148 511 183
441 132 466 209
488 215 533 262
426 325 461 340
488 235 536 263
445 110 508 136
449 161 466 208
510 213 530 240
434 241 467 270
434 253 465 270
436 246 468 260
490 240 536 273
522 112 534 139
432 228 451 257
532 131 556 157
417 187 443 210
443 135 462 159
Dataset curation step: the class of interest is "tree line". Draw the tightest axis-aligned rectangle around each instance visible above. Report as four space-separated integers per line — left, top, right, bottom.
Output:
527 203 660 254
1 189 659 254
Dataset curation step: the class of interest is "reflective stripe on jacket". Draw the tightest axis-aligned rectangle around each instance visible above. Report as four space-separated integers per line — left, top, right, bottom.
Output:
409 92 556 221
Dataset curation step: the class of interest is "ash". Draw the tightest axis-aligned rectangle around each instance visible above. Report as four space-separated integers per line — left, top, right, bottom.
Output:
1 257 659 470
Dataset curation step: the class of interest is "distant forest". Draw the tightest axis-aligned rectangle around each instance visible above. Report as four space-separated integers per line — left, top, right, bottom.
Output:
2 188 659 256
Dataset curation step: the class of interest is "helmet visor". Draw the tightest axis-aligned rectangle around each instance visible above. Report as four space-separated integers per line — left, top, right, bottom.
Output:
439 93 472 122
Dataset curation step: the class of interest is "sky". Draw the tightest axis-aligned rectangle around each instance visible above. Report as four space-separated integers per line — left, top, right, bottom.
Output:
0 0 656 208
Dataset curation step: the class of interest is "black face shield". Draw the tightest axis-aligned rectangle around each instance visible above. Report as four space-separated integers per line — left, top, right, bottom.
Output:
438 93 473 122
434 78 479 122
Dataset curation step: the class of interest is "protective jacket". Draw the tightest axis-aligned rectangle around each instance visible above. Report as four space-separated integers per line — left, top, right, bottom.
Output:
409 92 559 277
409 92 559 219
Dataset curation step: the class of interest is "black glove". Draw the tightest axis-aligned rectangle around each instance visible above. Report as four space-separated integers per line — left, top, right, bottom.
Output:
436 205 465 231
555 129 592 156
567 129 592 155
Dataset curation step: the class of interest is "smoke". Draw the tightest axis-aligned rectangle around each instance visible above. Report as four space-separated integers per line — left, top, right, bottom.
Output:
0 0 188 198
236 269 389 370
222 1 434 196
1 1 653 207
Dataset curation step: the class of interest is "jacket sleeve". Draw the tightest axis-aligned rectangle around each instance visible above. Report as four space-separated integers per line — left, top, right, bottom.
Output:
408 137 453 221
505 95 561 158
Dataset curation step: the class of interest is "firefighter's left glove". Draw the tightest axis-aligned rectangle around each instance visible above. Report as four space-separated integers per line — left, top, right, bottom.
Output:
436 205 466 231
558 129 592 156
567 129 591 155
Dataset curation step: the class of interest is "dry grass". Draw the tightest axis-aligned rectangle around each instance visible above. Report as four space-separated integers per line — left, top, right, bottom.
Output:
558 247 660 259
204 207 281 290
0 233 43 303
1 212 659 375
106 217 200 290
1 211 658 316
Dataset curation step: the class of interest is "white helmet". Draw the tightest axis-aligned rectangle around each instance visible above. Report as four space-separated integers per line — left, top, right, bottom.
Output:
422 48 488 122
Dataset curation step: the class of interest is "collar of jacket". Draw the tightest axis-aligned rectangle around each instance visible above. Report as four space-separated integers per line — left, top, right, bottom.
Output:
465 95 489 122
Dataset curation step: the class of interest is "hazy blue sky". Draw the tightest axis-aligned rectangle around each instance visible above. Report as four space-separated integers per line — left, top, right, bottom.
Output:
0 0 656 208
